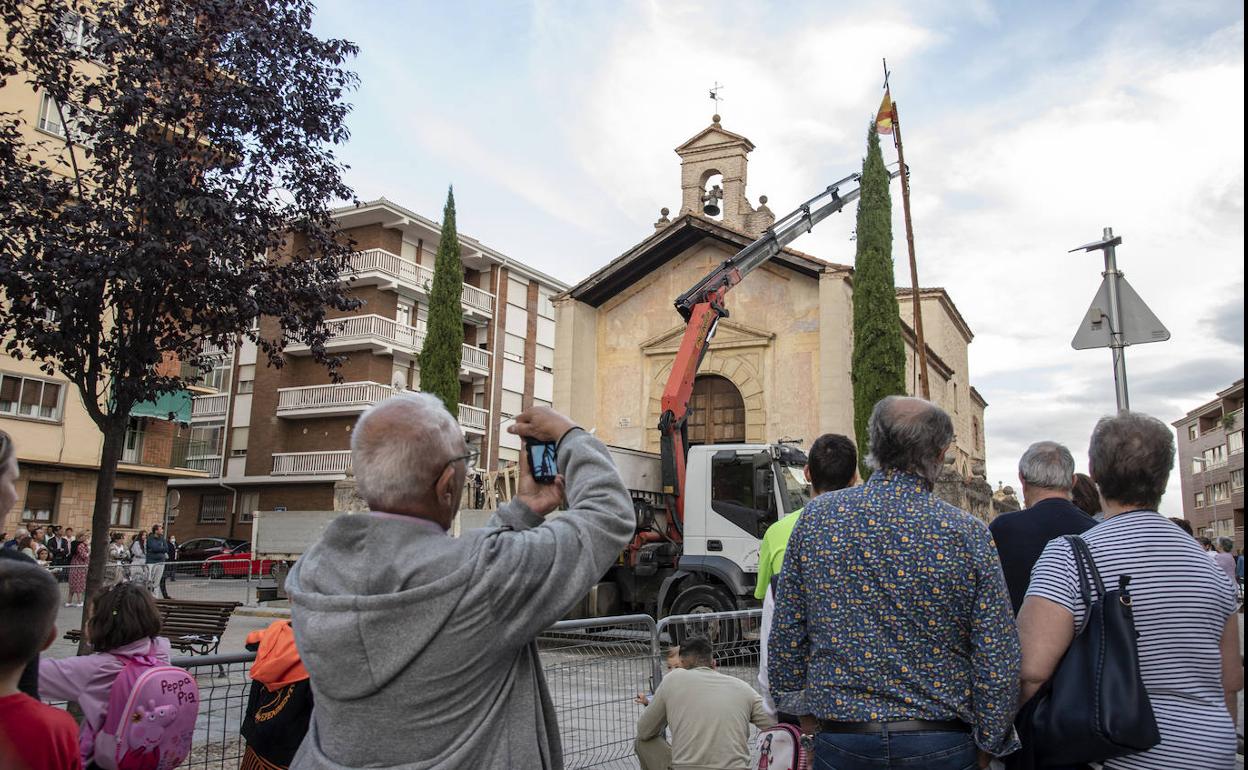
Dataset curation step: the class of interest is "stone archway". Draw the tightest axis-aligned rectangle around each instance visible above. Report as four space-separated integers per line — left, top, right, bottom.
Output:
688 374 745 445
645 339 768 453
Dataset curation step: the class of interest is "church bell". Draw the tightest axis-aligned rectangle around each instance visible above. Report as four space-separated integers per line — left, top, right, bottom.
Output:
702 185 723 217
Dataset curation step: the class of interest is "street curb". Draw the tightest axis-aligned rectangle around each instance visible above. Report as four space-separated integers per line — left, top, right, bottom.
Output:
234 606 291 619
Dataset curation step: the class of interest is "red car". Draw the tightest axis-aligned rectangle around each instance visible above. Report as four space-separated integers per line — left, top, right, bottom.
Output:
201 542 278 578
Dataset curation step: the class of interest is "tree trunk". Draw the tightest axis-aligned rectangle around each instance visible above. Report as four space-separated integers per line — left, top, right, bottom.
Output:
76 418 127 654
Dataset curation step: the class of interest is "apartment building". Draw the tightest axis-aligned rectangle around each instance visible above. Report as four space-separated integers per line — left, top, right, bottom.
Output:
1172 378 1244 549
169 198 567 541
0 11 209 540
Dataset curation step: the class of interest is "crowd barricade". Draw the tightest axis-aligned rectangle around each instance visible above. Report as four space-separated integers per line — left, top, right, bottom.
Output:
47 610 765 770
46 560 262 605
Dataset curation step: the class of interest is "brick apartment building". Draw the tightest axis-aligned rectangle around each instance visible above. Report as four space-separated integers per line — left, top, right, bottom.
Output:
169 198 567 542
1173 378 1244 549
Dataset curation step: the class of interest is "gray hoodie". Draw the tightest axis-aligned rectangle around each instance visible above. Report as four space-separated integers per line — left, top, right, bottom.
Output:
286 430 634 769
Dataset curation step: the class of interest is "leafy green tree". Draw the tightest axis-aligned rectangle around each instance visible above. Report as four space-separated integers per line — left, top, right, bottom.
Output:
0 0 358 629
851 123 907 477
418 187 465 413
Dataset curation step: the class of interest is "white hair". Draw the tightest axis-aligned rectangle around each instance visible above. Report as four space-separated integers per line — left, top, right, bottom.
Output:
1018 441 1075 491
351 392 464 511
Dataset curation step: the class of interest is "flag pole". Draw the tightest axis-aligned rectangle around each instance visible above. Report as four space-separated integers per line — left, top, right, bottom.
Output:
885 65 931 401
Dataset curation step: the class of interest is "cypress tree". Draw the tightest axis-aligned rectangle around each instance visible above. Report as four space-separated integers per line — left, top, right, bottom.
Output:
851 124 907 477
418 186 466 414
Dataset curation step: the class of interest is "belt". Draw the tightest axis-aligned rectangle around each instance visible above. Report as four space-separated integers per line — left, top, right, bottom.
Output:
818 719 971 734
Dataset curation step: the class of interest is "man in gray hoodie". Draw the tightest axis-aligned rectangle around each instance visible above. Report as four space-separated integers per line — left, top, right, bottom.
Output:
286 394 634 769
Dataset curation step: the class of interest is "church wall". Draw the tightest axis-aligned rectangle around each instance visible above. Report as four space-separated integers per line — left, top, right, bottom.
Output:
899 296 977 473
818 272 856 441
581 239 825 453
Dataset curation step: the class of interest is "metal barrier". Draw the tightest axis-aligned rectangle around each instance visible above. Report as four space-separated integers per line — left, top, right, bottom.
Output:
47 610 764 770
47 560 260 605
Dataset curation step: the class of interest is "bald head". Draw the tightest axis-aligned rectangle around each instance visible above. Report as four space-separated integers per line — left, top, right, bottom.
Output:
866 396 954 485
352 393 465 516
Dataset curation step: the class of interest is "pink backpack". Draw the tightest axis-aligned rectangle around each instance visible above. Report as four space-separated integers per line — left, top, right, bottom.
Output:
93 654 199 770
753 723 810 770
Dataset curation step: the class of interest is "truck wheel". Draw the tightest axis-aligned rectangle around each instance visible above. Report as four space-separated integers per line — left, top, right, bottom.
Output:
668 584 741 647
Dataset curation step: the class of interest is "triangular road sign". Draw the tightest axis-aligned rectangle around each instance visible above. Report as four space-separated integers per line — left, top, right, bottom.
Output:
1071 275 1170 350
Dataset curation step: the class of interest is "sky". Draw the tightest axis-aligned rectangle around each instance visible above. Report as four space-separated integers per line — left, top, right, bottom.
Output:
312 0 1245 516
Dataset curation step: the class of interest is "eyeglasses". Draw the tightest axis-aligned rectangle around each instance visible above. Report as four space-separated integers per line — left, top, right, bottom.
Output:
443 448 480 474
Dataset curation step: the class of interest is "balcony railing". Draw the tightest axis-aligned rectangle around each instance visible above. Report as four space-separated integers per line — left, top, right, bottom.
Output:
348 248 495 318
458 402 488 432
191 393 228 419
276 381 489 435
272 450 352 476
289 314 491 376
183 455 223 477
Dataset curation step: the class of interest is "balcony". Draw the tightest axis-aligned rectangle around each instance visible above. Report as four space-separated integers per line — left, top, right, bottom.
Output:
272 450 352 476
191 393 228 420
184 455 223 477
286 314 491 378
348 248 495 322
275 381 488 435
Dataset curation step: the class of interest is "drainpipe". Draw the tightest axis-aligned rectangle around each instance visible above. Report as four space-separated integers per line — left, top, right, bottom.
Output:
488 258 510 469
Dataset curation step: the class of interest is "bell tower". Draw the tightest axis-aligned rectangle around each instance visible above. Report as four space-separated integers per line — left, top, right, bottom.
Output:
673 115 772 234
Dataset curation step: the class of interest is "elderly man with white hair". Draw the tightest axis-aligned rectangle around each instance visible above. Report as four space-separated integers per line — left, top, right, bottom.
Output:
285 395 633 770
988 440 1096 615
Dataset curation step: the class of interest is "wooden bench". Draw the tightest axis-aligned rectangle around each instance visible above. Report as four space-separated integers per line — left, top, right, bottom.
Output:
63 599 242 657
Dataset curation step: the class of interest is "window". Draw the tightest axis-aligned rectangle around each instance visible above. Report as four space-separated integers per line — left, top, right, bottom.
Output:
36 94 93 145
504 333 525 364
709 451 777 538
203 362 231 392
1194 491 1206 508
1188 424 1199 442
1203 445 1227 469
1192 458 1206 475
1228 431 1243 455
199 494 229 524
236 363 255 394
238 491 260 524
537 288 556 320
535 344 554 372
21 482 59 522
1210 481 1230 502
59 11 97 51
500 389 523 419
1231 469 1244 491
111 491 138 527
0 373 64 421
230 427 249 458
122 417 146 464
972 417 982 452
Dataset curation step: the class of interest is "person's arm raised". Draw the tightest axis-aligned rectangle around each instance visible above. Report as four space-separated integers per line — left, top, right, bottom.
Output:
475 407 635 646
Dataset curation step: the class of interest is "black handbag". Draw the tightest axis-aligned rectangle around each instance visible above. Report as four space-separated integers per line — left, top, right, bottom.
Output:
1027 535 1160 765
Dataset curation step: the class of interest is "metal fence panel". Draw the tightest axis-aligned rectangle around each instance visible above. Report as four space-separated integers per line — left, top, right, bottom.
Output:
45 611 766 770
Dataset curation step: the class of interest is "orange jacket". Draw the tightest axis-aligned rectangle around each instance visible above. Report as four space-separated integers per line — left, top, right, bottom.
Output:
246 620 308 692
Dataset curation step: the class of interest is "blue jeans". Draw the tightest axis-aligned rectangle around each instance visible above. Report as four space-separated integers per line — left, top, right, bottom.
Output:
813 729 978 770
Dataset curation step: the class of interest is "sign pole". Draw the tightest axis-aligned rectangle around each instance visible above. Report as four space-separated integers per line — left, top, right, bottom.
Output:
1100 227 1130 412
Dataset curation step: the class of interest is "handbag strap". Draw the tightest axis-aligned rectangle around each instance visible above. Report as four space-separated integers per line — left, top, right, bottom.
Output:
1063 535 1106 607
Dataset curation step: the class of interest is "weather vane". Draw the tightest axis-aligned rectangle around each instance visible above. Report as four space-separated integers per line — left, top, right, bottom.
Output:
709 82 725 115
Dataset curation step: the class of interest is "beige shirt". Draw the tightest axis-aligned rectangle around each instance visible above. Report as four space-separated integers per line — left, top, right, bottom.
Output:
637 666 775 770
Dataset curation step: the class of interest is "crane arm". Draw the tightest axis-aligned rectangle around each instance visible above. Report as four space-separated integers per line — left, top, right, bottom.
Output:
657 168 897 532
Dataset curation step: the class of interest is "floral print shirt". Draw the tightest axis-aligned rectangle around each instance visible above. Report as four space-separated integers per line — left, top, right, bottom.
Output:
767 470 1021 755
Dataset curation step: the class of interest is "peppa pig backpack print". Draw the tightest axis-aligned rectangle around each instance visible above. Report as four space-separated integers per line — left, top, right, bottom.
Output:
93 655 199 770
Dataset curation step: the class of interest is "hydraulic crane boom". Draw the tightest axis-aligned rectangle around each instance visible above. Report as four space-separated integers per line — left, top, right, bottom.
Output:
657 169 899 533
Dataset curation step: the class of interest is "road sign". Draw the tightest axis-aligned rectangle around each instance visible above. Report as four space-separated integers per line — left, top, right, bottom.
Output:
1071 274 1170 350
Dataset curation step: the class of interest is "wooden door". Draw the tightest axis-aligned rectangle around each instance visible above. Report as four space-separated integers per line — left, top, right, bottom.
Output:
687 375 745 445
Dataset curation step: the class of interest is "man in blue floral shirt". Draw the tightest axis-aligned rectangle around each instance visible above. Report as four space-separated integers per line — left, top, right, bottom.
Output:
769 396 1019 769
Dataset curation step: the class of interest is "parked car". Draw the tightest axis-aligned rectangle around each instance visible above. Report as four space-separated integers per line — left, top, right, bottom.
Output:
201 542 278 579
177 537 247 564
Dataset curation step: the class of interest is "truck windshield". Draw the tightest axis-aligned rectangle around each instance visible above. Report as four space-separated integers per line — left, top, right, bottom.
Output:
780 465 811 512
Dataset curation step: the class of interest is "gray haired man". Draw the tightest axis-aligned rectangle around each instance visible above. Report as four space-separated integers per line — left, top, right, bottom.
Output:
285 395 634 769
988 440 1095 614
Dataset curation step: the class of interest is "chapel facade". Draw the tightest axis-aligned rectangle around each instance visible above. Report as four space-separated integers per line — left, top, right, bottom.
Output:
554 117 993 518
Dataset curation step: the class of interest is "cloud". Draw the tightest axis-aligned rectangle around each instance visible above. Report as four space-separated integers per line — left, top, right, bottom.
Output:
1202 293 1245 347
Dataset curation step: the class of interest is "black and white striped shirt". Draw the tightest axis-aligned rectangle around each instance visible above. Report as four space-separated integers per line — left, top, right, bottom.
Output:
1028 509 1239 770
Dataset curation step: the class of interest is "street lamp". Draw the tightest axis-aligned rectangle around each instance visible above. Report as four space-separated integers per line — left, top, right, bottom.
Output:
1193 456 1219 540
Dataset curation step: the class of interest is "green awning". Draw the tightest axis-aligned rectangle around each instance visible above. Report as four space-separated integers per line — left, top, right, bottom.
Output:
130 389 192 424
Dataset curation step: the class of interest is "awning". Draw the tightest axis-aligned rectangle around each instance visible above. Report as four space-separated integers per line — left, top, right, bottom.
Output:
130 389 192 424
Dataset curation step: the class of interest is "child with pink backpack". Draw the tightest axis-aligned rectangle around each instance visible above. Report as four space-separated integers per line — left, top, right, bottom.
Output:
40 582 198 770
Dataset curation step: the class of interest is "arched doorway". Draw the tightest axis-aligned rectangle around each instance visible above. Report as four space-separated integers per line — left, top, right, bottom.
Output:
687 374 745 445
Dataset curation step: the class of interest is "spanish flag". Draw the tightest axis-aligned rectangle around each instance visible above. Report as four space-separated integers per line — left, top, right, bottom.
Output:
876 91 894 134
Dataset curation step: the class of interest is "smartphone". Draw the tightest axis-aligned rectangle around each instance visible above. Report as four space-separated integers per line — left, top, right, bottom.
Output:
525 439 558 484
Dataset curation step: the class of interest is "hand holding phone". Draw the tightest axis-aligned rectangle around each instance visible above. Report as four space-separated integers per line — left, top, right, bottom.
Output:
525 439 559 484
